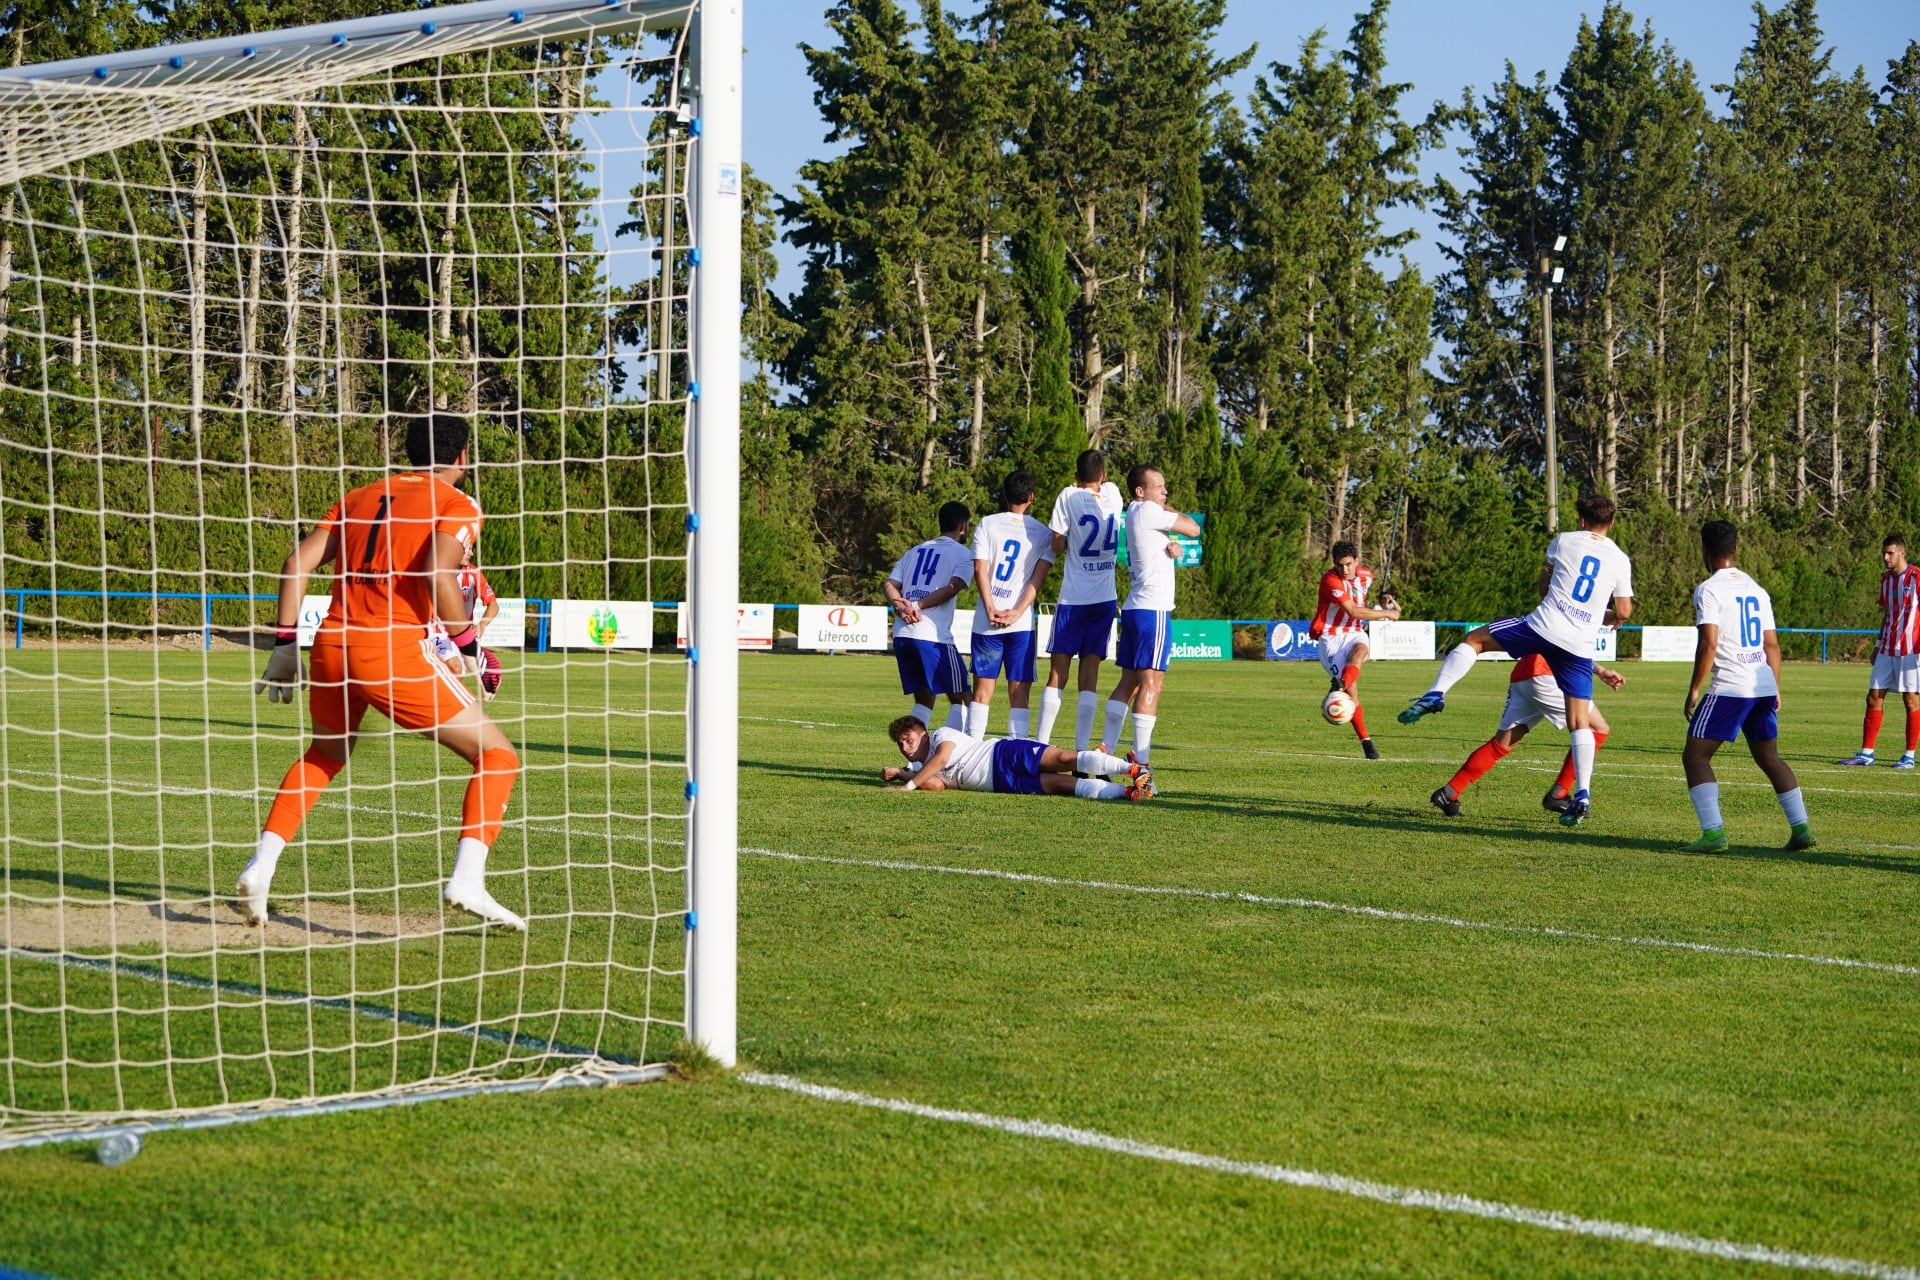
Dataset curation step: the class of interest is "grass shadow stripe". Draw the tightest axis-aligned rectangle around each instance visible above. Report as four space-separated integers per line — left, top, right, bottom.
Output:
743 1071 1920 1280
741 847 1920 977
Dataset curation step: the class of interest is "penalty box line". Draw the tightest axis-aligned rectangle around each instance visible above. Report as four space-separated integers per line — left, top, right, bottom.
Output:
742 848 1920 978
744 1071 1918 1279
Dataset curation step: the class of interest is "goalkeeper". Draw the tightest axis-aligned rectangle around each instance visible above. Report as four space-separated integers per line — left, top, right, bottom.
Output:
241 413 526 931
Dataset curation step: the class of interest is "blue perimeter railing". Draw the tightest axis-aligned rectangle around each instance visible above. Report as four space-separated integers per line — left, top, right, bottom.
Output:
2 592 1883 662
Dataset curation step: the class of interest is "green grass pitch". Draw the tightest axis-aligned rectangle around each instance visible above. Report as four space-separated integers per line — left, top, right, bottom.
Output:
1 649 1917 1278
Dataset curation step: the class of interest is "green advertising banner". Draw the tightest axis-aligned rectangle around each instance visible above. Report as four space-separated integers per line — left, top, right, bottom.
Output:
1117 512 1204 568
1168 619 1233 661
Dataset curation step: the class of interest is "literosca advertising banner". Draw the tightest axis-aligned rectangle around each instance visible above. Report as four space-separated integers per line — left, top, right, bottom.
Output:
797 604 890 652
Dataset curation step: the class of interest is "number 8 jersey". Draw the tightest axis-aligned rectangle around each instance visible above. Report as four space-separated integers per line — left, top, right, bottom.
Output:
1693 567 1778 697
1523 529 1634 654
1047 482 1125 606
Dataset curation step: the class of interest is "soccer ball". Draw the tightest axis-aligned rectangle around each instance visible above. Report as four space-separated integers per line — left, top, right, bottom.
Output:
1321 689 1356 725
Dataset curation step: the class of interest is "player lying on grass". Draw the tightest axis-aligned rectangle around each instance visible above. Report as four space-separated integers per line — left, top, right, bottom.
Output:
1400 493 1633 828
881 716 1152 800
242 412 527 931
1428 655 1624 817
1680 519 1815 853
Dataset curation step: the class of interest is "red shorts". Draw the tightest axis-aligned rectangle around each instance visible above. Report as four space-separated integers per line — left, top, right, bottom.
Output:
307 629 475 734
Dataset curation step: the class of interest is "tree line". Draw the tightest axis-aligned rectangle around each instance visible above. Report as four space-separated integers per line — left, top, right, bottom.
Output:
745 0 1920 640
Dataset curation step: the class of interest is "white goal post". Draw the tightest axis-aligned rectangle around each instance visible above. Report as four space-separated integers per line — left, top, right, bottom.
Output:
0 0 738 1147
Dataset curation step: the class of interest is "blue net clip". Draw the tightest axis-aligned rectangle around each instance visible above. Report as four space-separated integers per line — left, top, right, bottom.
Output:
685 513 699 532
687 647 699 665
685 780 698 801
684 911 697 930
688 381 701 401
690 117 703 137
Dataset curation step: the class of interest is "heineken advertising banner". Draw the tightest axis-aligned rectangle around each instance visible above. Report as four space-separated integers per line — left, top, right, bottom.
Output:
551 600 654 650
1169 619 1232 661
1116 513 1204 568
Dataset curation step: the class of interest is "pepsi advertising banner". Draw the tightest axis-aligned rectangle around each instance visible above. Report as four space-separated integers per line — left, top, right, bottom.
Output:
1264 620 1321 661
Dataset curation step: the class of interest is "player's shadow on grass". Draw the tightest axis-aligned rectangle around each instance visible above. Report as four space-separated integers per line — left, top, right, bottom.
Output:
1678 842 1920 876
742 757 890 787
1254 794 1692 853
6 866 165 900
519 739 670 764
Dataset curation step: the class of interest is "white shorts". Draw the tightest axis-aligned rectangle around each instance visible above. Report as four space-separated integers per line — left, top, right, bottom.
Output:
1871 652 1920 693
1498 676 1568 732
1317 630 1370 680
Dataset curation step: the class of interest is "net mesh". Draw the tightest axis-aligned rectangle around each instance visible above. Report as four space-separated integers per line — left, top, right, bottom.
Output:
0 0 701 1138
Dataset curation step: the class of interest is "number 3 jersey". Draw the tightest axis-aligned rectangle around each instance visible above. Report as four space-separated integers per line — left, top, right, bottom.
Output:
972 511 1055 635
1048 482 1125 606
1693 567 1778 698
1523 529 1634 654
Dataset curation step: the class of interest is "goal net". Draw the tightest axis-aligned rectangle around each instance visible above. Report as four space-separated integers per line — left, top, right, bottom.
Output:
0 0 739 1144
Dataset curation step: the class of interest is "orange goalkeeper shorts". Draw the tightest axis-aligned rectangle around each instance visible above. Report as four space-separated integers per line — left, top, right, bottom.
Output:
307 629 475 734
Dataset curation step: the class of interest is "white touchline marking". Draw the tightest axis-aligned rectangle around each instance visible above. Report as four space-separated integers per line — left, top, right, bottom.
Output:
738 714 859 729
742 1072 1920 1280
739 847 1920 977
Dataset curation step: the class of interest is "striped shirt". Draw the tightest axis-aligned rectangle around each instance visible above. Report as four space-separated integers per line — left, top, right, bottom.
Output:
1310 567 1373 638
1880 565 1920 658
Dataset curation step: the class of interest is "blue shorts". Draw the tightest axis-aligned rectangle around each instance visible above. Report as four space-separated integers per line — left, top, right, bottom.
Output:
1049 601 1116 658
893 637 969 697
1117 609 1173 672
1688 693 1778 743
972 630 1036 683
990 738 1047 795
1487 617 1594 700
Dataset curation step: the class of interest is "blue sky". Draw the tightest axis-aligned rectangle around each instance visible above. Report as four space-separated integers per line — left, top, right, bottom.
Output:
741 0 1917 287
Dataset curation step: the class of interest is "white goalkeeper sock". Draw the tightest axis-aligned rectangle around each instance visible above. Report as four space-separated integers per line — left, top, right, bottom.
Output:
1036 687 1063 743
966 701 990 740
1130 712 1156 763
247 831 286 880
1776 786 1808 827
1430 644 1479 696
909 703 932 727
1689 782 1723 832
1075 691 1100 751
1103 698 1128 752
1073 778 1129 801
1008 707 1031 739
944 702 966 731
1076 749 1131 776
449 837 490 890
1570 727 1596 794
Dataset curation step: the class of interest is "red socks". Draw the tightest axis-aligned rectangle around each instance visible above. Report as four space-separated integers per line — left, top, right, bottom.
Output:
1863 708 1884 751
1341 665 1360 692
461 747 521 846
1908 710 1920 754
1553 730 1607 794
264 746 347 841
1349 703 1370 741
1448 739 1511 795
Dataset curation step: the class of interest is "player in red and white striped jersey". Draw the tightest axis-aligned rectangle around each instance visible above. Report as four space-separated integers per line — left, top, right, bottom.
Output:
1309 541 1401 760
457 557 499 642
1839 533 1920 768
1428 654 1623 817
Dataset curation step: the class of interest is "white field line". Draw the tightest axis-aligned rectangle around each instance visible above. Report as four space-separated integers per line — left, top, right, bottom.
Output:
739 847 1920 978
743 1071 1920 1280
10 772 1917 978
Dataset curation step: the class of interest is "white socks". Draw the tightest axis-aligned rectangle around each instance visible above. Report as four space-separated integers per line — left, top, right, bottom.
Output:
966 701 990 740
1689 782 1723 831
909 703 932 727
1075 691 1099 751
248 831 287 881
1036 687 1063 742
1008 707 1031 739
1776 786 1808 827
1103 699 1128 751
1073 778 1129 801
1131 713 1156 764
1569 727 1596 794
1076 749 1132 776
944 703 966 731
1431 644 1479 696
449 836 490 889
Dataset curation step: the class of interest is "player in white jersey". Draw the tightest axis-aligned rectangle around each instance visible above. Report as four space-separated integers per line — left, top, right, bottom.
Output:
1399 494 1634 827
1038 449 1126 751
882 717 1151 801
966 470 1055 740
1680 520 1815 853
883 502 974 731
1838 533 1920 768
1101 465 1201 779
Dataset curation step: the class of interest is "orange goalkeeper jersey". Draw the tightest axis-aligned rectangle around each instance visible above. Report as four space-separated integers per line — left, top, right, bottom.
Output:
317 472 482 637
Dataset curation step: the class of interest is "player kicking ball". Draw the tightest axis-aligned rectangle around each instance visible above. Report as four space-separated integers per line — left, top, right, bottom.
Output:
1428 655 1623 817
244 413 526 931
1837 533 1920 769
1399 494 1633 827
1309 540 1400 760
882 716 1152 800
1680 520 1814 853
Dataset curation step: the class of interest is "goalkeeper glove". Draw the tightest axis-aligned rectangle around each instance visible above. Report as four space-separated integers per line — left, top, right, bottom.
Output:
479 647 503 700
254 630 304 703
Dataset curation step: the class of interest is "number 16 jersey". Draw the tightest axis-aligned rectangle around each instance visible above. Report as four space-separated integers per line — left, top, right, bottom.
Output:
1048 482 1125 606
1693 567 1777 697
1522 529 1633 654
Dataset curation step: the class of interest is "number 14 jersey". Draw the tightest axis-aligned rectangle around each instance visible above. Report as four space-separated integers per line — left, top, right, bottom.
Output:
1694 567 1778 698
1523 529 1633 654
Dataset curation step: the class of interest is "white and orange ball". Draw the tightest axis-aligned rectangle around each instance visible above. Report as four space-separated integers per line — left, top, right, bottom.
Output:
1321 689 1356 725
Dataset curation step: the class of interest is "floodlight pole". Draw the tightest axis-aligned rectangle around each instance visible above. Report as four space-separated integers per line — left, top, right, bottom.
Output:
1540 235 1566 534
